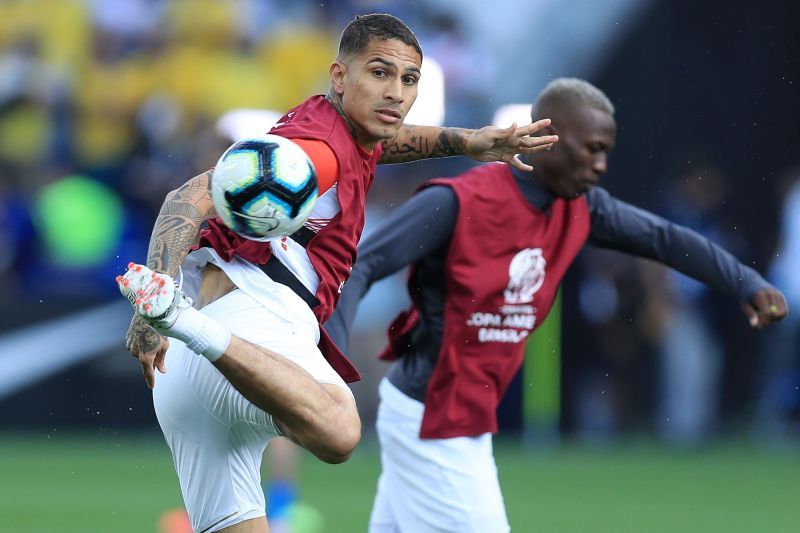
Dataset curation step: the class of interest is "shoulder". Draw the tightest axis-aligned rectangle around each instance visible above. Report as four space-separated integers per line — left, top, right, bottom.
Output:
585 186 617 214
430 163 510 190
586 185 613 204
291 95 333 115
403 185 459 230
271 96 340 140
417 183 459 206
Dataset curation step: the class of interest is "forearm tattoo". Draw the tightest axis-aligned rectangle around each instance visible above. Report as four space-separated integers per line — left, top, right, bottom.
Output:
126 315 158 354
380 127 470 163
146 172 212 276
140 325 161 352
324 90 472 164
431 128 469 157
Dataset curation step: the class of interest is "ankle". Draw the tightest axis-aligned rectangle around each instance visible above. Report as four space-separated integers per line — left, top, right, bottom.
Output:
160 307 231 362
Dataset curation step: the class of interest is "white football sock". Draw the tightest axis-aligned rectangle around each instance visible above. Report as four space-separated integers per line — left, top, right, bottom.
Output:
157 306 232 362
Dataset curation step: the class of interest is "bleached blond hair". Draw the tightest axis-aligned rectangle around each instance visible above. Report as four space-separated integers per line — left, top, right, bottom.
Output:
532 78 615 119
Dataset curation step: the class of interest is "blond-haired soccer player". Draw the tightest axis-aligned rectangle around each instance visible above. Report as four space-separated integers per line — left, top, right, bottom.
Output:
326 78 788 532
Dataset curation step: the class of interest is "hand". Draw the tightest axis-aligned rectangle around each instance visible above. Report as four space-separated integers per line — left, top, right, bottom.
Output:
742 288 788 329
464 119 559 172
125 314 169 389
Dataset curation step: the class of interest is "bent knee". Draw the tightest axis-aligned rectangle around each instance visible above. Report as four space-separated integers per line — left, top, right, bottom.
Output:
316 421 361 464
305 384 361 463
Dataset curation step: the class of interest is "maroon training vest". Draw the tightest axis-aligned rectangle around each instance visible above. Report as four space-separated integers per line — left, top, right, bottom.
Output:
382 164 590 437
200 95 381 382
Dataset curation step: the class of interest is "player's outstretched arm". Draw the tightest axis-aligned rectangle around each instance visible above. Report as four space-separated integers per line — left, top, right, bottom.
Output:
125 170 217 388
586 186 788 330
379 119 558 171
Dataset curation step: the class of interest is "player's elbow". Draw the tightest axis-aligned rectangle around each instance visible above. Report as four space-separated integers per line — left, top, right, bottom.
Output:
164 188 179 203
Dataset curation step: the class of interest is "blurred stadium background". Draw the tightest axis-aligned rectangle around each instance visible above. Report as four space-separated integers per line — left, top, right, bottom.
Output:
1 0 798 531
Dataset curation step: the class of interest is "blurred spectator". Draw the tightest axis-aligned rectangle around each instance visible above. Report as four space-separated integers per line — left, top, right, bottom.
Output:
0 171 36 306
755 166 800 441
563 249 658 443
650 163 735 445
422 11 496 127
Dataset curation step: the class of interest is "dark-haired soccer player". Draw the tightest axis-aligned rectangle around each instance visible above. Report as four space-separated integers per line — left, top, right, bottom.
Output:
326 78 788 532
119 13 557 533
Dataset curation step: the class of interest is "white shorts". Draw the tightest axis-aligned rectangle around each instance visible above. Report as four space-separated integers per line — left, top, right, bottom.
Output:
153 286 350 533
369 378 510 533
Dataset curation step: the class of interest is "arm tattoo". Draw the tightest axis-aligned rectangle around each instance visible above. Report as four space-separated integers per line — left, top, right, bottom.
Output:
172 177 207 201
431 128 468 157
324 90 473 165
126 316 158 354
140 326 161 352
146 172 213 276
380 127 470 164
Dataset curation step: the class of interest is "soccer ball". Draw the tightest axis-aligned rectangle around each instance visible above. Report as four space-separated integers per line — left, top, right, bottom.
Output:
211 135 318 241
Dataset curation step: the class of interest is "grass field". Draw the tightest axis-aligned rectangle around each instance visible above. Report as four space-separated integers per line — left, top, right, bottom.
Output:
0 433 798 532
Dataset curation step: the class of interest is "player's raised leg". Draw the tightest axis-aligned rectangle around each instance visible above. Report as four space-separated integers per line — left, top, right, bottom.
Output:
151 315 273 533
118 263 360 464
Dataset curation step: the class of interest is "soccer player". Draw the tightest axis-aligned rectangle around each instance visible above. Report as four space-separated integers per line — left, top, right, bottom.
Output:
118 14 557 533
325 77 788 532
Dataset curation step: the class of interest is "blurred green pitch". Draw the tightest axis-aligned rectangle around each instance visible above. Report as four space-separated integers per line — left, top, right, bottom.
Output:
0 434 797 532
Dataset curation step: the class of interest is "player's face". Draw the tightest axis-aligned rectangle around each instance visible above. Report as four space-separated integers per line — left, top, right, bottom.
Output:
539 106 616 198
332 38 421 149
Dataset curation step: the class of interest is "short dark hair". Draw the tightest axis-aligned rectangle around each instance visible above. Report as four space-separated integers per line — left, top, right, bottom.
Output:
337 13 422 61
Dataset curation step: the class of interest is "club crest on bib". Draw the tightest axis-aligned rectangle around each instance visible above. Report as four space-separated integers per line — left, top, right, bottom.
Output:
504 248 546 304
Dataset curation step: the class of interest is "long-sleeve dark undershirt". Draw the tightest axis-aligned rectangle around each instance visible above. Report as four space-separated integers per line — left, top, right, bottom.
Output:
325 168 773 402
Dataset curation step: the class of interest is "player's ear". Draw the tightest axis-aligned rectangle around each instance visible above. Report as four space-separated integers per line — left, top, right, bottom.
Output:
532 111 559 137
330 61 346 95
540 123 558 136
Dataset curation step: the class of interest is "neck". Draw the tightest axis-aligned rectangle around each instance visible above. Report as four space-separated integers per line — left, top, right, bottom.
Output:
325 89 376 151
510 165 555 211
515 156 540 183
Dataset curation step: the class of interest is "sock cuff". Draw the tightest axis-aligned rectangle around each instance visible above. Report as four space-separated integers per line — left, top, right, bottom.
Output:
183 322 231 362
200 329 231 362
